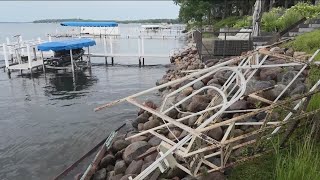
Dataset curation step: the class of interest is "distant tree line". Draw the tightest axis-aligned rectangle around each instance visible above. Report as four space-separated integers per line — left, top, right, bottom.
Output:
174 0 319 25
33 18 181 24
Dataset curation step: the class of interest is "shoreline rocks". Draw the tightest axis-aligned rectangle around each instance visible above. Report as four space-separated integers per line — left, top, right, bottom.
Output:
87 40 310 180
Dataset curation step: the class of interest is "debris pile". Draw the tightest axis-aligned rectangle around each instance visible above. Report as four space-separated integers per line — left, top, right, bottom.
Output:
81 39 320 180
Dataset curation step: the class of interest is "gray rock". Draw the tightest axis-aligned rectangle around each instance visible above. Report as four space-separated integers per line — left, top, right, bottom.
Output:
270 47 285 54
207 127 223 141
193 81 205 90
112 140 130 152
182 87 194 96
234 129 244 137
260 67 282 81
93 168 107 180
109 173 123 180
148 136 162 146
106 165 115 172
256 112 267 121
138 123 144 131
245 80 273 95
144 147 158 163
263 84 287 101
187 95 210 112
228 100 248 110
143 120 160 130
125 160 143 175
168 129 182 140
280 71 303 87
120 174 137 180
141 161 153 172
285 48 294 57
290 84 307 96
132 112 150 128
115 149 124 160
188 116 199 126
167 108 179 119
207 78 221 86
122 141 151 163
129 136 149 143
100 154 115 167
114 160 127 175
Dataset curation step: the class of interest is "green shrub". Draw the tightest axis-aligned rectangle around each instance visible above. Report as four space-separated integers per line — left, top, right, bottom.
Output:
262 3 320 32
234 16 252 28
213 16 243 30
262 7 285 32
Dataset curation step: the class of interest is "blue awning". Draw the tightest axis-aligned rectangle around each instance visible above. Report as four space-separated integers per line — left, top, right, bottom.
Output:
38 38 96 51
60 21 118 27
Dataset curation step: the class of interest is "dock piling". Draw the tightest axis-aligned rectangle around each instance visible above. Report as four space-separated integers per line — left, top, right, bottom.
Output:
139 58 141 67
142 58 145 67
111 57 114 66
3 43 9 70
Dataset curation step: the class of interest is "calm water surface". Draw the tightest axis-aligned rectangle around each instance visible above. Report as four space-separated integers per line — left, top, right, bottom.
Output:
0 23 186 179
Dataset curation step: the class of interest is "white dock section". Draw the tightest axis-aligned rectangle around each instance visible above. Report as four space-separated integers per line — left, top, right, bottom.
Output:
8 60 44 70
85 53 169 58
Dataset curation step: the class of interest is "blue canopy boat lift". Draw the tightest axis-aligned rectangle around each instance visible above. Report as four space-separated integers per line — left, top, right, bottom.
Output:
38 38 96 77
57 21 120 37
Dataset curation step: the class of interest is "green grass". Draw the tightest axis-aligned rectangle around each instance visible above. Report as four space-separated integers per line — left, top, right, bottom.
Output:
275 138 320 180
228 154 276 180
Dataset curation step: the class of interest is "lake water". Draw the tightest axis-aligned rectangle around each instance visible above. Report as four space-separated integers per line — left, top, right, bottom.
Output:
0 23 186 180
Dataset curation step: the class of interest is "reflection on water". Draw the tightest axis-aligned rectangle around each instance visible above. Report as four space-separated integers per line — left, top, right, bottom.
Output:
0 65 167 180
0 23 186 180
44 70 98 100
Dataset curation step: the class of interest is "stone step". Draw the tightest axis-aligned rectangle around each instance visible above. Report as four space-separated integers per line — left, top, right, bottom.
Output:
299 27 316 33
309 24 320 28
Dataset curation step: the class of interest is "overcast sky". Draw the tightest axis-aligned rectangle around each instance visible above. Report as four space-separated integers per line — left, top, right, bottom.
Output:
0 1 180 22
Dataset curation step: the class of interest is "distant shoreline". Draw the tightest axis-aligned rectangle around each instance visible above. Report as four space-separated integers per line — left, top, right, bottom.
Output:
0 19 182 24
33 18 181 24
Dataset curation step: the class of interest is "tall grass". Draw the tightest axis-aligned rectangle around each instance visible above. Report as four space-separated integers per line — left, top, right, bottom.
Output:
275 138 320 180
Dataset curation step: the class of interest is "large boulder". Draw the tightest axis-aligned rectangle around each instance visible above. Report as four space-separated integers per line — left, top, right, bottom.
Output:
148 136 162 146
168 129 182 140
123 141 151 163
182 87 194 96
193 81 205 90
228 100 248 110
112 140 130 152
259 67 282 81
138 101 157 115
187 95 210 112
132 112 150 128
263 84 287 101
290 84 307 96
100 154 115 167
207 127 223 141
114 160 127 175
245 80 273 95
143 120 160 130
125 160 143 175
93 168 107 180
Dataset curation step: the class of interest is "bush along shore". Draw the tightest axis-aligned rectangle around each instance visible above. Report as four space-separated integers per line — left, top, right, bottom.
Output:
83 38 313 180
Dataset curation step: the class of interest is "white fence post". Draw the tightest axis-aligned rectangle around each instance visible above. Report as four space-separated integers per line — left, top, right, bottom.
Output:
138 36 141 57
109 36 113 56
141 36 145 56
3 43 9 69
27 44 32 69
